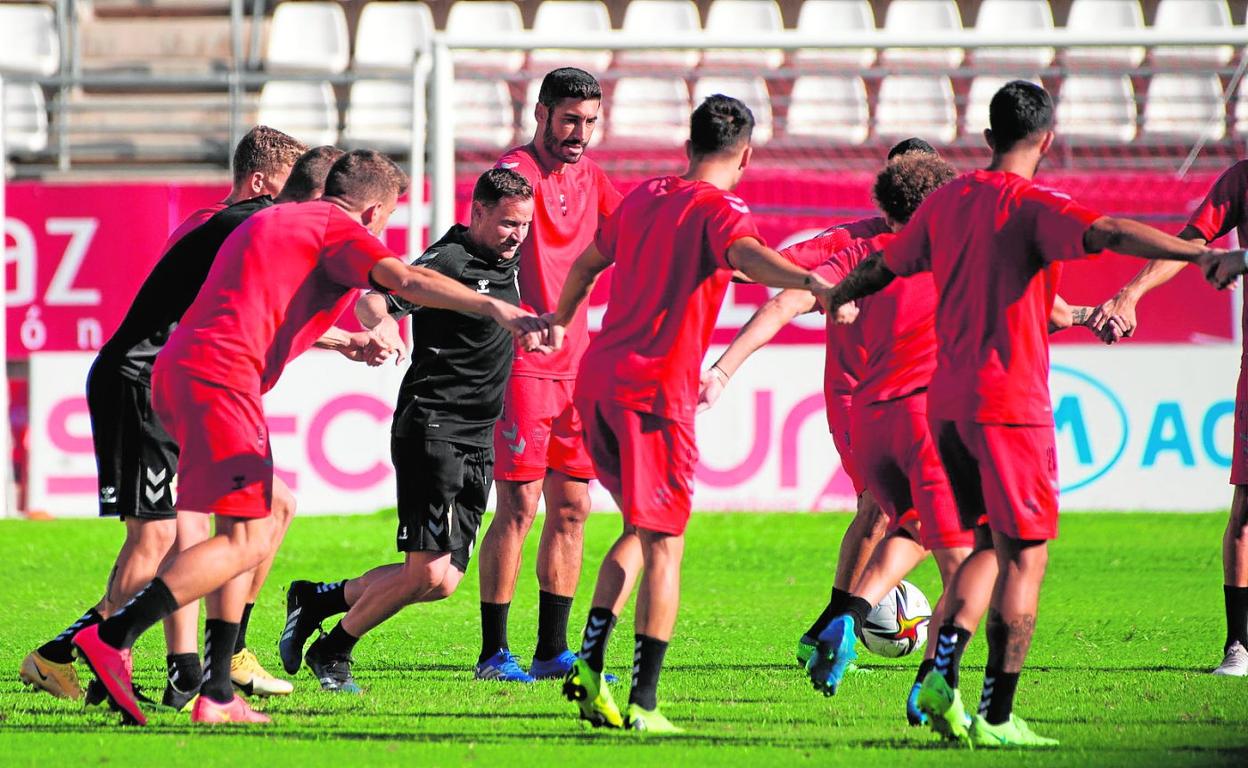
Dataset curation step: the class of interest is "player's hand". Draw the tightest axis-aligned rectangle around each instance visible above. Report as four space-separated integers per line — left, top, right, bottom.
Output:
697 366 729 413
366 318 406 367
1202 249 1248 290
831 300 859 325
1087 291 1137 343
539 312 568 352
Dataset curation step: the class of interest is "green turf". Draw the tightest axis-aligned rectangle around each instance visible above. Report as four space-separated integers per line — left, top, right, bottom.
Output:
1 511 1246 767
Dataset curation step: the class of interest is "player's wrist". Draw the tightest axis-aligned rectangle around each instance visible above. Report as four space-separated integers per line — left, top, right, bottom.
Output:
710 364 730 385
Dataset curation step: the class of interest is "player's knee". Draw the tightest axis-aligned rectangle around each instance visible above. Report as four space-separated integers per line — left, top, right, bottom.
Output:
134 520 177 558
426 569 464 601
550 497 589 529
496 483 542 529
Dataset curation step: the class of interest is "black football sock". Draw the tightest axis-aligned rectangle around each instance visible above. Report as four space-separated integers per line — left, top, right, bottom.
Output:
931 624 973 688
311 580 350 621
234 602 254 654
97 579 179 650
577 607 617 674
201 620 240 704
978 668 1021 725
535 591 574 661
845 595 872 631
166 653 203 693
320 621 360 658
913 658 936 687
479 601 511 664
803 587 854 639
1224 585 1248 650
39 607 103 664
628 635 669 711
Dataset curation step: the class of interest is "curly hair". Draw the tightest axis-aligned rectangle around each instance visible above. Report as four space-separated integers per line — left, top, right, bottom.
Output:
231 125 307 186
872 153 957 225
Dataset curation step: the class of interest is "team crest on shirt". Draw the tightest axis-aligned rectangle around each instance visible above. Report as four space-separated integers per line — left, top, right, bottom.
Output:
476 279 490 294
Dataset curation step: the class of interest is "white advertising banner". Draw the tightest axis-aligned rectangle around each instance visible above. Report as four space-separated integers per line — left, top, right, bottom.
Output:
24 344 1244 517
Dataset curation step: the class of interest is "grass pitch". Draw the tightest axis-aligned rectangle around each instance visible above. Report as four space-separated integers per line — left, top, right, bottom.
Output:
1 511 1246 767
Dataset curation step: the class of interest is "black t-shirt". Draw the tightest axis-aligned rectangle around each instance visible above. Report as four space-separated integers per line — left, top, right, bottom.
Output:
95 196 275 383
390 224 520 446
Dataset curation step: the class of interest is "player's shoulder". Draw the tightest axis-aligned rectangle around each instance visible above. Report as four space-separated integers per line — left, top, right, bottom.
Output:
1215 159 1248 186
693 182 752 216
494 145 541 179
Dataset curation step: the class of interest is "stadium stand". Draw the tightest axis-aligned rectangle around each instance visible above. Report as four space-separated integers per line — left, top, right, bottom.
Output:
266 1 350 73
793 1 875 70
615 0 703 69
702 0 785 70
784 75 870 144
530 1 613 73
446 0 526 72
972 0 1055 69
879 0 963 69
875 74 958 144
1064 0 1147 68
609 75 691 144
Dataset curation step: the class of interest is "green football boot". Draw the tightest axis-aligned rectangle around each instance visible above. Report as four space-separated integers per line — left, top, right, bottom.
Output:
625 703 684 734
562 658 623 728
970 714 1059 748
917 670 971 746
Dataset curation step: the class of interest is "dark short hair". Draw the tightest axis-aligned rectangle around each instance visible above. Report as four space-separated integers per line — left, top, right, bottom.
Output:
690 94 754 157
278 146 345 202
873 153 957 225
989 80 1054 153
323 149 409 210
887 137 937 161
537 67 602 108
232 125 307 186
473 168 533 206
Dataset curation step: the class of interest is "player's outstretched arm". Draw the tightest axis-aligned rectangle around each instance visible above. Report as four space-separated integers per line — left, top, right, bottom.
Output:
1087 224 1206 340
728 238 819 290
1083 217 1209 263
370 257 544 337
313 325 392 365
700 288 817 412
546 243 615 350
819 252 896 317
353 292 407 366
1050 295 1118 344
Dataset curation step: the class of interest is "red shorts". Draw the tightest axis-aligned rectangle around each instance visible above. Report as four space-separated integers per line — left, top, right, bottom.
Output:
151 370 273 518
929 417 1058 541
494 375 594 482
576 397 696 536
852 394 973 550
827 392 865 495
1232 361 1248 485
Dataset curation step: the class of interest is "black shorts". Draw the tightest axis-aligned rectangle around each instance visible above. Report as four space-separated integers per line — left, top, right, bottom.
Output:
392 433 493 572
86 363 178 520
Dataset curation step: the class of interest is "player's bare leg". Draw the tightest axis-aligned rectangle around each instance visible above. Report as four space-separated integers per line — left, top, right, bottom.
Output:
966 532 1056 746
1214 485 1248 675
530 473 591 671
797 491 887 664
228 489 297 697
477 478 544 666
624 529 685 731
23 517 176 700
157 512 209 709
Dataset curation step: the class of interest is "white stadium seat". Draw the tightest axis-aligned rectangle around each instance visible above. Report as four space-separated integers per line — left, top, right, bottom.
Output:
1152 0 1234 68
517 78 605 147
609 77 690 145
794 1 875 70
531 1 613 74
964 75 1044 136
703 0 785 70
785 75 869 144
693 76 773 144
616 0 702 70
973 0 1054 70
1064 0 1145 69
875 75 957 144
1057 75 1138 142
446 1 526 73
452 79 515 148
4 82 49 153
257 80 339 147
266 1 350 74
343 80 412 151
0 4 60 76
1142 73 1226 141
880 0 963 70
1237 76 1248 138
353 2 436 71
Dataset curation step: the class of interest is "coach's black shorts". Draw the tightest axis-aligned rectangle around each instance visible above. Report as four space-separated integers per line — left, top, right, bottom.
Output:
86 363 178 520
392 432 492 572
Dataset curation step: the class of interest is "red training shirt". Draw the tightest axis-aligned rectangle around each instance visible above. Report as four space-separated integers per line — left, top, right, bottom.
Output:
577 176 762 423
816 232 939 409
884 170 1101 425
495 144 622 378
1185 159 1248 351
158 200 394 393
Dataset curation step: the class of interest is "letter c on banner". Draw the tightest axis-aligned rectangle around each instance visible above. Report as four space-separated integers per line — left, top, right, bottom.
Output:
307 395 392 490
48 396 92 453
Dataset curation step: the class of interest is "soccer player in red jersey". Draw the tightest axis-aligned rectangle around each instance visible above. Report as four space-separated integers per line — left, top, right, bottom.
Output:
475 68 624 682
1093 160 1248 676
72 151 544 726
541 95 835 733
701 139 939 671
20 126 306 705
822 81 1229 748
